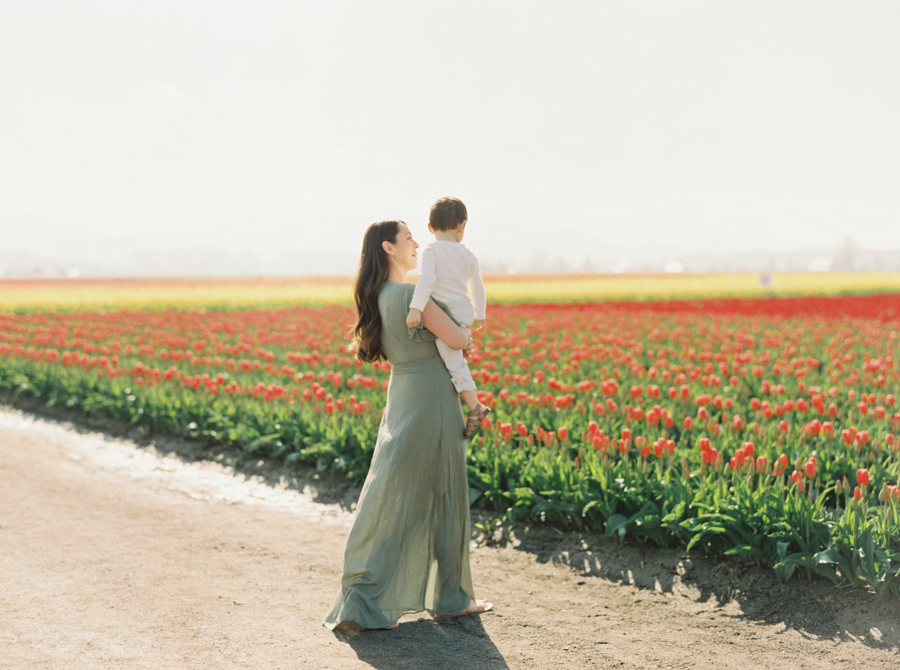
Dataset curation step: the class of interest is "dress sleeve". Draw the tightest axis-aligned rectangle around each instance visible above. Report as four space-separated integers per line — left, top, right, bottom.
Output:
409 246 437 313
468 252 487 320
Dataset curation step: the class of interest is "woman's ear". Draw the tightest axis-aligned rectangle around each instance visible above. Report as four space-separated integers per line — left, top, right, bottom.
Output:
381 240 393 255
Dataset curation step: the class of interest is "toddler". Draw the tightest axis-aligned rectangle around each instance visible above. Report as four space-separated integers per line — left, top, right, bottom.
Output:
406 197 490 439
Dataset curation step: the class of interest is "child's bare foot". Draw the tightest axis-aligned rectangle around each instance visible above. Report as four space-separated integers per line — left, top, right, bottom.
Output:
463 404 490 440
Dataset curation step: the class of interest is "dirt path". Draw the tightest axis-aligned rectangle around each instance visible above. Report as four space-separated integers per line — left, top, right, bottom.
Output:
2 403 899 670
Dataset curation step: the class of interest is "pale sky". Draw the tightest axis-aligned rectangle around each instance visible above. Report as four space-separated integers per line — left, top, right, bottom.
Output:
1 1 898 272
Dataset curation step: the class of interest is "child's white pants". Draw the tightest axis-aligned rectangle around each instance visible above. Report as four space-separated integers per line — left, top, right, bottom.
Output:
437 299 477 393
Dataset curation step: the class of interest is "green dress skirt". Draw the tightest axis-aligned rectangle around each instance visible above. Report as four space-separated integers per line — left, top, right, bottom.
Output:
323 281 476 629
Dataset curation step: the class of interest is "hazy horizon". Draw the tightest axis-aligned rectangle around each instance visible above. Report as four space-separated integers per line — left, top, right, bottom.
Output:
2 2 898 276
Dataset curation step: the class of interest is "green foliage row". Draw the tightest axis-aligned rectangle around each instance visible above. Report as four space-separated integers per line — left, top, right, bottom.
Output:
3 355 899 599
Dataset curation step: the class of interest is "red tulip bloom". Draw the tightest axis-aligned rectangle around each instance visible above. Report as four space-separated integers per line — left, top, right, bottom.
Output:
804 460 817 479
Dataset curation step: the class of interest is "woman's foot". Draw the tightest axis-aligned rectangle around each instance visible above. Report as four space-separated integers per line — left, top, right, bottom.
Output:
433 599 493 618
463 405 491 440
367 623 399 630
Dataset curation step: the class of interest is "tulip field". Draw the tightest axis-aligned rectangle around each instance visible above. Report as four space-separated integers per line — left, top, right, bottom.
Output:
2 282 900 597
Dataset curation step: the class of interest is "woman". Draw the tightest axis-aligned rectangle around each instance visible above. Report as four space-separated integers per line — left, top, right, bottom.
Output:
323 220 492 630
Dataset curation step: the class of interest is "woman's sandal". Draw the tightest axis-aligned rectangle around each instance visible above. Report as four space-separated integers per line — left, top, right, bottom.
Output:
431 599 494 618
463 405 491 440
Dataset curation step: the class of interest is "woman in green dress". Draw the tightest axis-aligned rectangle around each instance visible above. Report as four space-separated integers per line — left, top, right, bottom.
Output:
323 220 492 630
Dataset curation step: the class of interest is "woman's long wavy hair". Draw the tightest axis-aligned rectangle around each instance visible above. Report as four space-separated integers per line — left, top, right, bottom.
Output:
351 220 402 363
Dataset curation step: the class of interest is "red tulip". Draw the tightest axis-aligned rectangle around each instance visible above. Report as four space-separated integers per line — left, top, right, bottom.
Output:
804 460 817 479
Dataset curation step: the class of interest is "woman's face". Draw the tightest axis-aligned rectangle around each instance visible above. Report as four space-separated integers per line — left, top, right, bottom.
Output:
385 223 419 273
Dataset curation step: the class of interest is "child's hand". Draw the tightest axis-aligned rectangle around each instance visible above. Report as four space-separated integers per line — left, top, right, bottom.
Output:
472 318 485 331
406 308 422 328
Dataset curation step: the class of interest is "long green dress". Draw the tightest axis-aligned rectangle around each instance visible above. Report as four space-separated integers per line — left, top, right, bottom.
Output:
323 281 476 629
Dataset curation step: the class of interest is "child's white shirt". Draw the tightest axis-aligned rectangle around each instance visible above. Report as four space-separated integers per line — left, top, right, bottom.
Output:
409 240 486 320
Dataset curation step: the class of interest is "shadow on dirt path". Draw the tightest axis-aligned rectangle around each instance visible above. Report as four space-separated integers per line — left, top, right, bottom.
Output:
481 522 900 653
332 617 509 670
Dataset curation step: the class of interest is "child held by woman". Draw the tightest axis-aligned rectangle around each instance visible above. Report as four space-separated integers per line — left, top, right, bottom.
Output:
406 197 491 439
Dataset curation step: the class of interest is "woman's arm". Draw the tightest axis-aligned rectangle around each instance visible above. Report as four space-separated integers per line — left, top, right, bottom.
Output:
421 299 471 350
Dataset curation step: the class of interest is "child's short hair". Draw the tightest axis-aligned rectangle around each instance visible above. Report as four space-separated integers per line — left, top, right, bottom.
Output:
429 197 468 231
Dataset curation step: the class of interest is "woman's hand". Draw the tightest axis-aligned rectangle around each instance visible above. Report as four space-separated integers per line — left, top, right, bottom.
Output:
463 335 476 361
460 328 474 359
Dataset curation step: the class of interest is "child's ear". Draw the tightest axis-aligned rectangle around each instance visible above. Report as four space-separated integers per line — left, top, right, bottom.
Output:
427 223 435 234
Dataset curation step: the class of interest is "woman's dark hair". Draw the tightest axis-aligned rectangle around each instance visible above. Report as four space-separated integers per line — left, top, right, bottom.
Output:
351 220 401 362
